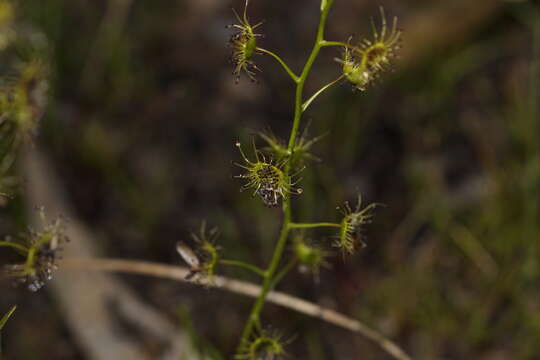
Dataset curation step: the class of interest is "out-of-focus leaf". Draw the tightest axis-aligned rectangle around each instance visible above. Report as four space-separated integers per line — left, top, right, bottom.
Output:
0 306 16 331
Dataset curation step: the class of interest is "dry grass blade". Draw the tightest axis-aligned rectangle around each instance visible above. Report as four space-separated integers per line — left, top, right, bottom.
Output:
61 258 411 360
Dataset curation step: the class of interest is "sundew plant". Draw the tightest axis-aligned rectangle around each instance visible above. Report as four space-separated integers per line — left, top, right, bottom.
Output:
0 0 53 354
0 0 410 358
177 0 403 358
0 0 54 291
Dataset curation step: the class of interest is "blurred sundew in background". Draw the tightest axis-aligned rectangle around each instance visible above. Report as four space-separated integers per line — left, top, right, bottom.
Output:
0 0 539 359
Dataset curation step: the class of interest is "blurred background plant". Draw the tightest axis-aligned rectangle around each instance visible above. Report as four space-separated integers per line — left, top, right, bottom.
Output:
0 0 49 199
0 0 539 359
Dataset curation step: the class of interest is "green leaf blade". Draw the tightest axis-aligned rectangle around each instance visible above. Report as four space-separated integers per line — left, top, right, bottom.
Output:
0 306 17 331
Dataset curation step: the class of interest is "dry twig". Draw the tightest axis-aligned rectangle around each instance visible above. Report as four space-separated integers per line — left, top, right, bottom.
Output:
61 257 411 360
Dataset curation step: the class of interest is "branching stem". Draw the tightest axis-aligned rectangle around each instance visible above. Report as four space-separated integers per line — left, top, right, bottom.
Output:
320 40 352 48
219 259 266 277
302 74 345 112
269 257 298 289
257 47 299 83
236 0 335 355
288 222 341 229
0 241 29 254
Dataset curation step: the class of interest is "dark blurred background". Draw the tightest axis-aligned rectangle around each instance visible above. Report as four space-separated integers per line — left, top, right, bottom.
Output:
1 0 540 358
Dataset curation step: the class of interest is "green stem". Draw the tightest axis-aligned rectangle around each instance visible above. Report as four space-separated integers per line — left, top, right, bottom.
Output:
235 1 334 355
0 241 29 254
319 40 352 48
22 233 54 274
219 259 266 277
257 47 299 83
288 222 341 229
302 74 344 112
24 246 37 274
236 208 290 353
269 257 298 289
287 1 333 151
